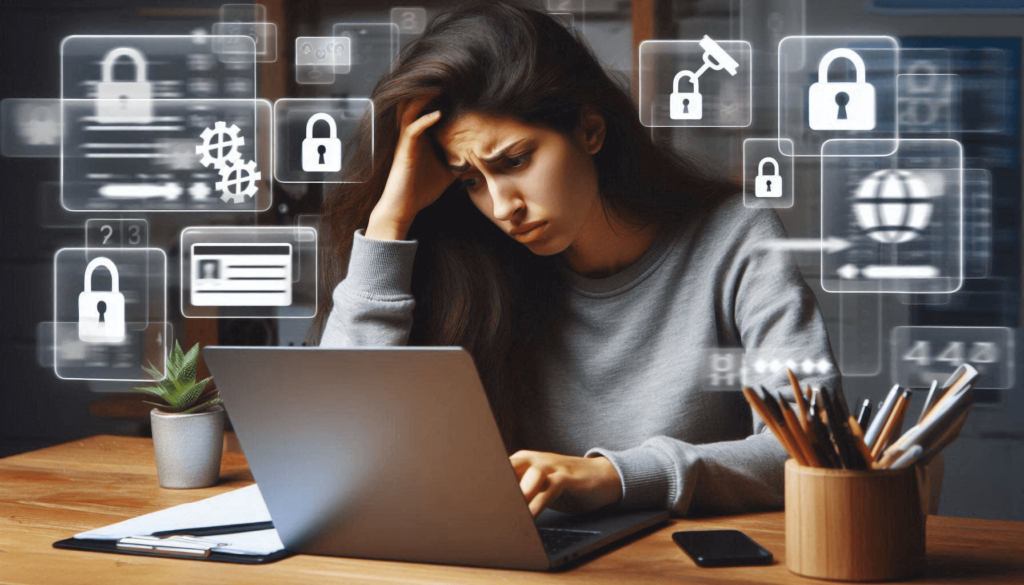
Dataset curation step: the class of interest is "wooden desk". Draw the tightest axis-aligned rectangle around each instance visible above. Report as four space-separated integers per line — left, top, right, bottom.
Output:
2 435 1023 584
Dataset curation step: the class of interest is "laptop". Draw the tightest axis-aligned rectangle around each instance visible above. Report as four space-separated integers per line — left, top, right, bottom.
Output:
204 346 669 570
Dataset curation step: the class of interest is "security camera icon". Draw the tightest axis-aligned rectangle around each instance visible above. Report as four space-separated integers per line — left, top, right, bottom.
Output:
669 35 740 121
698 35 739 76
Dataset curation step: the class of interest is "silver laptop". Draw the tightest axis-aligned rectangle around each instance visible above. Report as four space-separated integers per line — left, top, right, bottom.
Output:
204 346 668 570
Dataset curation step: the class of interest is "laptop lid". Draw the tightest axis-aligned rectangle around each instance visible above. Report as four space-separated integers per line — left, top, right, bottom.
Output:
205 346 552 570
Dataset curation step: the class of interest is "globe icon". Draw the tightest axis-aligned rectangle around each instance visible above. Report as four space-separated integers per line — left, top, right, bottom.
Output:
852 169 934 244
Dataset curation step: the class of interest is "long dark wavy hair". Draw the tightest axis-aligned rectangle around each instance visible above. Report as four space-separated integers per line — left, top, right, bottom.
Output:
310 1 736 451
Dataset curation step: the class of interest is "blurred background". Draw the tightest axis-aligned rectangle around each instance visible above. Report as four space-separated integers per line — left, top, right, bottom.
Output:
1 0 1022 522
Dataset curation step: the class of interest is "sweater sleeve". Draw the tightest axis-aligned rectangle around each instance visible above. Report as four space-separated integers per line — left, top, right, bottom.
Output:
319 229 419 347
586 203 841 517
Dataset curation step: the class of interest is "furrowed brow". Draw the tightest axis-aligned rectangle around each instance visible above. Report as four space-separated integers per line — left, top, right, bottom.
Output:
447 139 526 172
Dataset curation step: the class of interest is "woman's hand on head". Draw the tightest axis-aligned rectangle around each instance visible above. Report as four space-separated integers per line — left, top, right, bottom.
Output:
366 95 454 241
510 450 622 518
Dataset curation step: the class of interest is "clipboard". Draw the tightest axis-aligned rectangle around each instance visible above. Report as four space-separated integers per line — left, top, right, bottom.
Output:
51 484 292 564
52 536 293 564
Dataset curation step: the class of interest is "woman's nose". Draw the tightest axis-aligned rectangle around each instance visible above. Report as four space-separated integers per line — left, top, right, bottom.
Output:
489 180 524 221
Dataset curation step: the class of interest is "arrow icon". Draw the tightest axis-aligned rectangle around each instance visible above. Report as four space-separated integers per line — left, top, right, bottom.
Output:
761 237 853 253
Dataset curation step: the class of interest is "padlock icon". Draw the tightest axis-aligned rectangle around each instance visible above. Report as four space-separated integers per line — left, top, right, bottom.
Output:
78 257 126 343
95 47 153 124
301 113 343 173
808 48 876 131
670 70 702 120
755 157 782 198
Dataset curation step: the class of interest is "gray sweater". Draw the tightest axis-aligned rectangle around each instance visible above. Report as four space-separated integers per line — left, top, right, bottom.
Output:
321 194 840 517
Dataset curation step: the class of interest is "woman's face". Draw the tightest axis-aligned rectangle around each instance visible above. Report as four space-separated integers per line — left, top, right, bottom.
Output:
435 112 604 256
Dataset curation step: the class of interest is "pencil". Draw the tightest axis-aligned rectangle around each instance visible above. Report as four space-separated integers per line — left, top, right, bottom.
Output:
816 386 857 469
759 387 810 467
774 390 821 467
786 368 811 433
847 415 877 470
916 379 940 425
870 389 912 461
742 386 806 465
808 389 842 468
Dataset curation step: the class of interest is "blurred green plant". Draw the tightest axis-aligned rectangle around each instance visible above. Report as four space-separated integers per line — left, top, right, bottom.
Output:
135 341 222 414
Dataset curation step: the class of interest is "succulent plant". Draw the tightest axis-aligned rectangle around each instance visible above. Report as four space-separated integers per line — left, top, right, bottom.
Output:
135 341 222 414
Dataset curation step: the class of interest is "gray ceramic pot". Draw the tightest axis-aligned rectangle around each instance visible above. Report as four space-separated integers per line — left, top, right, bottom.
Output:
150 405 225 489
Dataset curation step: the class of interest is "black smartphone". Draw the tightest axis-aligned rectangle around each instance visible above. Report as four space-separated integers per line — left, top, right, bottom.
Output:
672 530 773 568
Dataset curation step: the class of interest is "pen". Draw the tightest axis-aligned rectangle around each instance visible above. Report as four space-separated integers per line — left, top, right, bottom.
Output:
887 409 967 470
150 520 275 538
870 389 912 461
742 386 804 464
919 365 979 428
856 398 872 430
887 445 924 470
758 386 809 466
770 388 821 467
786 368 811 433
919 408 971 466
116 535 229 557
865 385 901 450
880 388 974 467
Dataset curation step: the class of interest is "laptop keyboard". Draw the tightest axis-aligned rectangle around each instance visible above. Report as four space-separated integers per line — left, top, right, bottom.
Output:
538 527 601 556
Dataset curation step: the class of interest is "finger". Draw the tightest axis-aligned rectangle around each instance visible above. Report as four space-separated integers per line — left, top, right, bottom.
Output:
393 111 442 164
402 110 442 142
397 94 439 130
528 483 563 518
509 450 535 472
518 465 546 501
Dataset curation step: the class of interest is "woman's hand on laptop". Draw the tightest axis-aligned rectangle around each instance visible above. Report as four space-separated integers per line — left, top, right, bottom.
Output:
510 450 622 517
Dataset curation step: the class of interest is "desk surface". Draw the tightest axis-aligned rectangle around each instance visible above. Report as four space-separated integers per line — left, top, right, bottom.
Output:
2 435 1023 585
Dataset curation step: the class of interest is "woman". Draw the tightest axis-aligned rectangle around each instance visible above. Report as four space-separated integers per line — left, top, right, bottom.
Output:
312 1 840 518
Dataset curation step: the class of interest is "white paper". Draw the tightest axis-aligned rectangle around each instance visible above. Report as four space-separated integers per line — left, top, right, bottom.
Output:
74 484 285 556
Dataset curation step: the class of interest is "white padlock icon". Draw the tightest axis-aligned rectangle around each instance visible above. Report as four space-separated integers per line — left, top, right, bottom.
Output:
301 113 342 173
95 47 153 124
808 48 876 131
670 70 702 120
755 157 782 198
78 257 126 343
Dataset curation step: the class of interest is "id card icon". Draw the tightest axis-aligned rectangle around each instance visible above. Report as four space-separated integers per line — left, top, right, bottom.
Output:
190 243 292 307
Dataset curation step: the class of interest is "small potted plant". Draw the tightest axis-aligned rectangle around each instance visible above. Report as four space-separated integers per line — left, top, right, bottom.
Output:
135 340 224 489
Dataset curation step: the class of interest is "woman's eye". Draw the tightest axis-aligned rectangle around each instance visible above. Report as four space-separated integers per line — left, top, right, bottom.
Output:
462 177 480 189
506 154 529 169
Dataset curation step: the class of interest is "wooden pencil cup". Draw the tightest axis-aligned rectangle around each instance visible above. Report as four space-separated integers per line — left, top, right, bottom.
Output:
785 459 929 582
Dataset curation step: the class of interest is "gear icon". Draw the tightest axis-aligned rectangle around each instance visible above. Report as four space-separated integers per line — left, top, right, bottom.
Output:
216 158 261 204
196 121 244 169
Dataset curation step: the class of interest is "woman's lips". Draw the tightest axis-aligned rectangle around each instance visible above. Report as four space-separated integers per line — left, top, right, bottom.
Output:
511 221 547 242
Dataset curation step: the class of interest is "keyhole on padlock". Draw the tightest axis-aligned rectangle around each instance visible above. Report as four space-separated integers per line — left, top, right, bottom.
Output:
318 145 327 165
835 92 850 120
97 301 107 323
682 99 690 114
765 180 772 192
